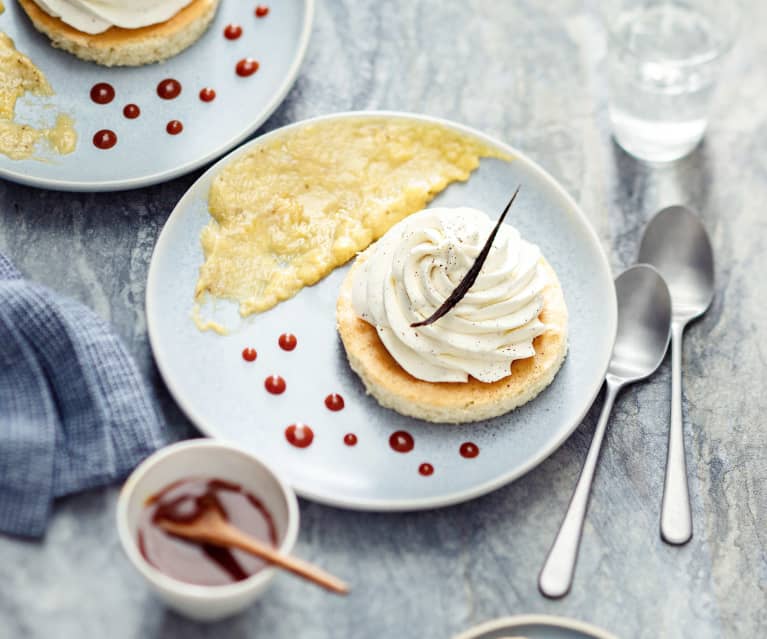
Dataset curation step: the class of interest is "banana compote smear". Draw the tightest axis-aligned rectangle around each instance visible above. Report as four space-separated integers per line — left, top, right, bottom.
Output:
0 33 76 160
193 118 508 328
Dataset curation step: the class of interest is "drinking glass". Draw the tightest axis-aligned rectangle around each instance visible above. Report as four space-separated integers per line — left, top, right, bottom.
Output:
605 0 740 162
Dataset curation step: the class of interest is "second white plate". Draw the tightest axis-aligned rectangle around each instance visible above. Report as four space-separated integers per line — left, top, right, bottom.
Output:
0 0 313 190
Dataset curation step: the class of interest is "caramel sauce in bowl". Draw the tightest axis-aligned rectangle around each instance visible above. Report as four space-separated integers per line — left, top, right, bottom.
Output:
116 440 299 621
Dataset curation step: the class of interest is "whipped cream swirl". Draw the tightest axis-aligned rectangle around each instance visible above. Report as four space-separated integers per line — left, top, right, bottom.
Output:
33 0 194 34
352 207 548 383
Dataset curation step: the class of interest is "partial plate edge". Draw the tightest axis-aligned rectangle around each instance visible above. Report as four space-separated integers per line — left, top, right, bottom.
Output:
453 614 621 639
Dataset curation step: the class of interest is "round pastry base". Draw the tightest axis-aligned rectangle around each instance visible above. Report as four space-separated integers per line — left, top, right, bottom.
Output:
17 0 221 67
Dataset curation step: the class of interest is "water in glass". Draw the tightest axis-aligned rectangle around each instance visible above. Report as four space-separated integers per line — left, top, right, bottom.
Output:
608 2 733 162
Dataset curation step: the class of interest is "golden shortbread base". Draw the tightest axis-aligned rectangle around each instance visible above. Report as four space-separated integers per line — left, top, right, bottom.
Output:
17 0 220 67
337 254 569 424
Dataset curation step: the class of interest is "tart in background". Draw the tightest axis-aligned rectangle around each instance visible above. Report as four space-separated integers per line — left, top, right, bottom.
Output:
17 0 221 66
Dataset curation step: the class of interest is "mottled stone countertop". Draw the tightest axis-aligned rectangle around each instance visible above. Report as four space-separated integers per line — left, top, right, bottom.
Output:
1 1 765 638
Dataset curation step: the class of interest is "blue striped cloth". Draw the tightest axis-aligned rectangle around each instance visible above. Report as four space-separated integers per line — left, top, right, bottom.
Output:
0 254 165 538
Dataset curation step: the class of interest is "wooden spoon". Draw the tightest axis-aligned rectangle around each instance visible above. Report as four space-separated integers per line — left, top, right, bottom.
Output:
157 504 349 594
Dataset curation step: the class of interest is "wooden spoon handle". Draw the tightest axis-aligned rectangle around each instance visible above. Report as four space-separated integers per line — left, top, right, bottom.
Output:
219 525 349 594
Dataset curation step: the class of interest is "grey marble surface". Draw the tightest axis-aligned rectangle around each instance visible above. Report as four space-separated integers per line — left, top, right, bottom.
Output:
1 1 765 637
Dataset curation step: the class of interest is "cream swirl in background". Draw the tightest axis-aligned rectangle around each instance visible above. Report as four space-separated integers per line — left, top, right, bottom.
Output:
32 0 193 34
352 207 548 384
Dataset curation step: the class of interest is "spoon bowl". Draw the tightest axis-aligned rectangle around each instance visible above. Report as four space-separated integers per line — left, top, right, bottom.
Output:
638 205 715 321
610 265 674 382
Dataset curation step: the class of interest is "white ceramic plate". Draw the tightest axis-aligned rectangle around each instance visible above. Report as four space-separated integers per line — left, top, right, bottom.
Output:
0 0 313 190
146 112 617 511
454 615 619 639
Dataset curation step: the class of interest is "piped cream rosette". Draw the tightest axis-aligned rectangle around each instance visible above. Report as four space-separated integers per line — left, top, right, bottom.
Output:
351 207 548 383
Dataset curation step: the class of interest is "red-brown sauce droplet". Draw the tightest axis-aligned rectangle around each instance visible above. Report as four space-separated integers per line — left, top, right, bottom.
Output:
93 129 117 150
157 78 182 100
166 120 184 135
389 431 414 453
90 82 115 105
324 393 345 411
264 375 286 395
459 442 480 459
199 87 216 102
343 433 358 446
236 58 260 77
123 104 140 119
255 5 269 18
419 463 434 476
242 347 257 362
285 423 313 448
278 333 297 351
224 23 243 39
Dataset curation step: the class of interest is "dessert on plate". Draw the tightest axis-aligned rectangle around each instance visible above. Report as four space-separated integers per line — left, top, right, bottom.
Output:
17 0 221 66
337 204 568 424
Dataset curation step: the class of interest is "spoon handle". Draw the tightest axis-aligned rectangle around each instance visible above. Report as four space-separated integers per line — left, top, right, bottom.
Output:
660 321 693 545
218 524 349 594
538 378 620 598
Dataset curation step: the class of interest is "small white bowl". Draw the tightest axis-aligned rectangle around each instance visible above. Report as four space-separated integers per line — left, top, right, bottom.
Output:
116 439 300 621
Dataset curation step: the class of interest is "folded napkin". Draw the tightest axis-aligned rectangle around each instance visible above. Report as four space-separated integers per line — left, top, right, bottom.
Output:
0 253 165 538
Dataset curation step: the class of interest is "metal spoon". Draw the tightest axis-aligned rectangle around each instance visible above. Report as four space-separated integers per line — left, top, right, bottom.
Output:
638 205 715 545
538 265 672 599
